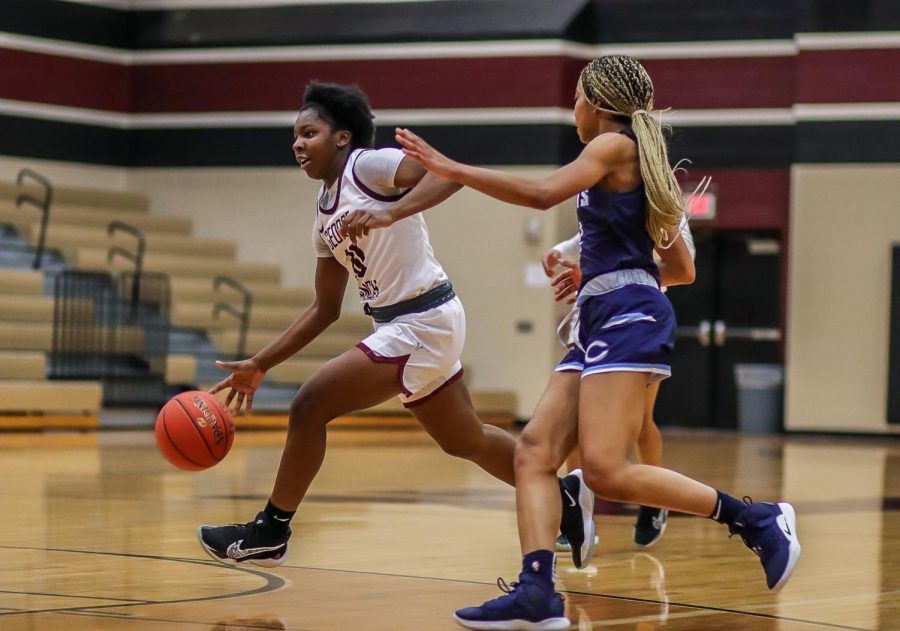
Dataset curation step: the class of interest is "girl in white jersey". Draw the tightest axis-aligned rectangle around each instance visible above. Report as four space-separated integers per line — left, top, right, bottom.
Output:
197 82 592 568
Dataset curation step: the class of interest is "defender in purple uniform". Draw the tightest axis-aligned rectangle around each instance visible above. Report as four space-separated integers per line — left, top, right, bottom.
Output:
397 55 801 630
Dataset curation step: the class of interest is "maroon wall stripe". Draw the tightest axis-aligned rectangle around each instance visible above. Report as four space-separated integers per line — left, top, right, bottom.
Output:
0 48 129 112
132 56 797 113
643 57 796 109
563 56 796 110
797 49 900 103
0 54 779 114
679 169 790 231
131 57 568 112
2 46 895 115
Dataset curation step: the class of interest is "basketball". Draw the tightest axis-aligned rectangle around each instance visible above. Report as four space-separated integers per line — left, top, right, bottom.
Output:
155 391 235 471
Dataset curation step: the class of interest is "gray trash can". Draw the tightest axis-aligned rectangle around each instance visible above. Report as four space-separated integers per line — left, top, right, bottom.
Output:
734 364 784 434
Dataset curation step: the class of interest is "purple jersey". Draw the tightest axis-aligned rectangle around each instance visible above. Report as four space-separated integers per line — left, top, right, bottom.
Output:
576 128 659 288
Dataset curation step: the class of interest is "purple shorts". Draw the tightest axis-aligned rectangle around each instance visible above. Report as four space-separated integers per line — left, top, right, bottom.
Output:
556 284 674 382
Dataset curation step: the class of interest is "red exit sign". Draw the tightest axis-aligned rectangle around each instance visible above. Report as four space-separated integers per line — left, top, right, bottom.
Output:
685 189 716 220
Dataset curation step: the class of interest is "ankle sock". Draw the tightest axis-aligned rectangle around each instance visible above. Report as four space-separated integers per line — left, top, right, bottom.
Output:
264 499 295 535
709 491 745 526
521 549 556 591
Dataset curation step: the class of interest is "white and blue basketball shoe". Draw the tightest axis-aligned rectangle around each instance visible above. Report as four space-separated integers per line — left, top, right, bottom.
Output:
558 469 597 569
729 501 801 591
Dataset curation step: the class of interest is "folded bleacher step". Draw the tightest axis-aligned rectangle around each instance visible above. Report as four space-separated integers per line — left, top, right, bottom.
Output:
169 329 221 355
0 269 45 295
239 384 299 412
0 224 70 271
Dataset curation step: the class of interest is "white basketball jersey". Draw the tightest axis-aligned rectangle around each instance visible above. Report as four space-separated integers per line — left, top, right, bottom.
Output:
312 148 448 308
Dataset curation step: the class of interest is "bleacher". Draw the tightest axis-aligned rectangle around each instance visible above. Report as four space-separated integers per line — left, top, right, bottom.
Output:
0 173 516 430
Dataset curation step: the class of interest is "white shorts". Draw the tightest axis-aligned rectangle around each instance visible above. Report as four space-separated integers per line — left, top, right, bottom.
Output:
356 296 465 407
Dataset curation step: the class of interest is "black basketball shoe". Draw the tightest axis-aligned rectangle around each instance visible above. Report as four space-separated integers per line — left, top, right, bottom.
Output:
197 511 290 568
633 506 668 548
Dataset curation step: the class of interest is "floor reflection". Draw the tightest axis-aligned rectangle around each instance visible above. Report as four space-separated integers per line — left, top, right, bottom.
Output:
209 615 287 630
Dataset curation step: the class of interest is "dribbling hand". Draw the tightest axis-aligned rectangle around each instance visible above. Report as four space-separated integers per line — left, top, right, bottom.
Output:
341 208 394 243
551 260 582 305
208 358 266 415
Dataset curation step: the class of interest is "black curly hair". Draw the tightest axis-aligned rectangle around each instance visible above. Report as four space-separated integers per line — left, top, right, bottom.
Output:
300 82 375 149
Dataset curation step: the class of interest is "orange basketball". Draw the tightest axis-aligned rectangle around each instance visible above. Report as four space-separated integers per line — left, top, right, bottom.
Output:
155 390 235 471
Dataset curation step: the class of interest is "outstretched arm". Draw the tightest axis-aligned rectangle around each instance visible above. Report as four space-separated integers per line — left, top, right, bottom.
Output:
391 164 462 222
396 127 629 211
342 169 461 242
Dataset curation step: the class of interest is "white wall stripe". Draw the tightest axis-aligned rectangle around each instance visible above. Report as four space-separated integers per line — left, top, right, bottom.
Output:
0 98 130 128
0 33 125 65
661 109 794 126
377 108 575 126
596 40 796 59
5 100 898 129
0 31 799 66
14 29 900 66
132 40 590 64
8 30 896 66
129 107 798 128
794 103 900 121
797 32 900 51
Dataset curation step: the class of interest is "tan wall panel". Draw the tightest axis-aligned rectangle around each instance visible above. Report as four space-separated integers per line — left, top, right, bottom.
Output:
787 165 900 432
0 157 128 192
128 168 314 288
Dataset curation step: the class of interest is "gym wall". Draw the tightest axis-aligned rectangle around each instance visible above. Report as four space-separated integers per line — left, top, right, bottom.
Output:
2 0 899 427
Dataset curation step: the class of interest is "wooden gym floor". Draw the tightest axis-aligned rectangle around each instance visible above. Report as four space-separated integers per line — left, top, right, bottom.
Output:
0 427 897 630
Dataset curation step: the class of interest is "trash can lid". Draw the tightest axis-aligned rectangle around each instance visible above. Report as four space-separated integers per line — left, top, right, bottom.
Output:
734 364 784 389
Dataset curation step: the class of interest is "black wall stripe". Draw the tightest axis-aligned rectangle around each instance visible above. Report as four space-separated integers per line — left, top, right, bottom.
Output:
0 0 131 49
667 126 795 169
798 0 900 33
130 125 577 167
6 1 900 50
6 115 892 168
889 245 900 424
586 0 799 44
796 121 900 163
0 115 126 166
129 126 295 168
135 0 588 49
375 125 579 168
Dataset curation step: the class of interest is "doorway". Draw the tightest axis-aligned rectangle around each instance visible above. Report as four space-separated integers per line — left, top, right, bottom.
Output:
655 230 783 429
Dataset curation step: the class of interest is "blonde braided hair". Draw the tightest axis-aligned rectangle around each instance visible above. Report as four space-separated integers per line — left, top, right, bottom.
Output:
579 55 684 247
